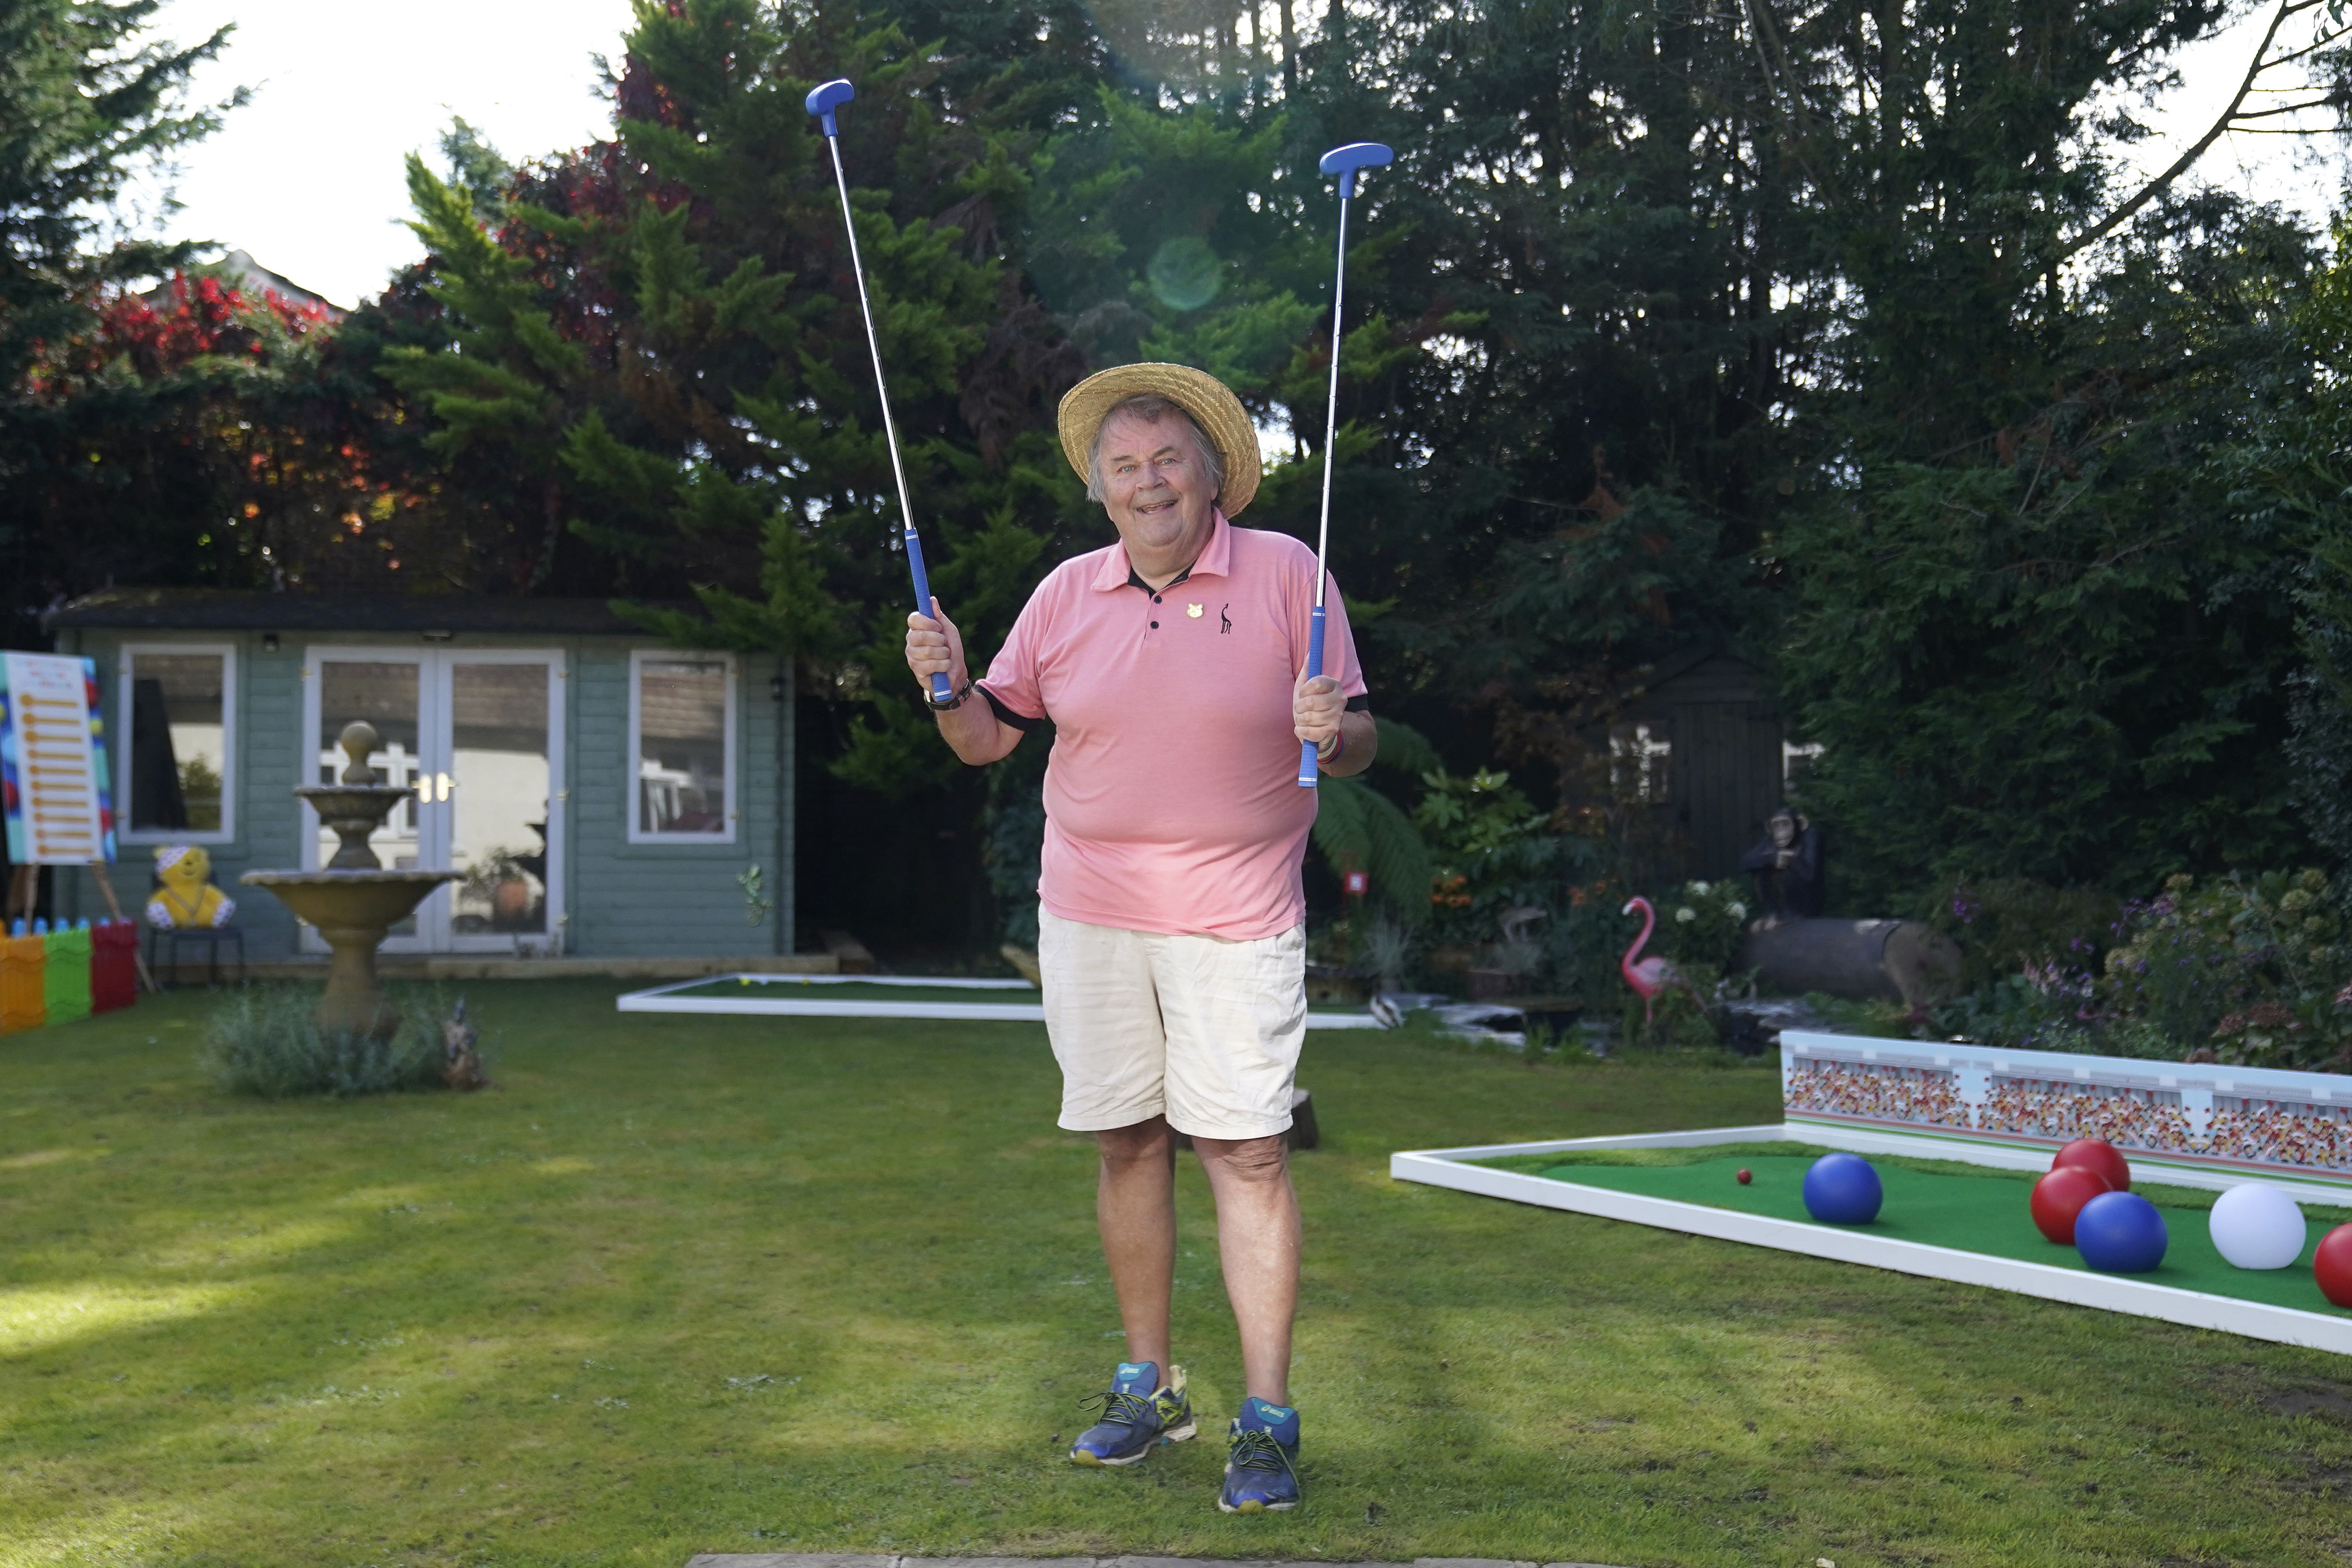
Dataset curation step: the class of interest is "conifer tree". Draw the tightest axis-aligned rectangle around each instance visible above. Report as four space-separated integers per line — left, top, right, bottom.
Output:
0 0 245 641
385 5 1091 801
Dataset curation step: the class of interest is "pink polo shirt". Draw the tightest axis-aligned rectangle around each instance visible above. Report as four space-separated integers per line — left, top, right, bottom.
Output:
977 512 1367 941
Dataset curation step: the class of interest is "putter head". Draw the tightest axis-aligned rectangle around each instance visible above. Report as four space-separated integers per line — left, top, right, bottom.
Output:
805 78 854 137
1317 141 1393 198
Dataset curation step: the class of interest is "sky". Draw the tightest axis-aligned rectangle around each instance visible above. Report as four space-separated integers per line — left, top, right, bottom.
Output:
133 0 2345 311
133 0 636 308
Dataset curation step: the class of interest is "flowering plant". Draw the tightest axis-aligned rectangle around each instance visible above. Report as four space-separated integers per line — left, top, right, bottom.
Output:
2098 870 2352 1069
1659 879 1749 971
1933 877 2118 991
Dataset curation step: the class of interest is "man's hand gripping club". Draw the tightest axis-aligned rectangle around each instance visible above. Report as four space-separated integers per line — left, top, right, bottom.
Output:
907 600 1019 765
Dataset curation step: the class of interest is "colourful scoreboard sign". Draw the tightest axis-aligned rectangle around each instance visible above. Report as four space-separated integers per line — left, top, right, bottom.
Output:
0 653 115 866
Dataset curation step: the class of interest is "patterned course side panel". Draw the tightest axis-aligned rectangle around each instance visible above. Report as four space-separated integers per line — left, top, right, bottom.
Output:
1976 1077 2193 1155
1784 1060 1967 1129
1781 1036 2352 1180
2207 1097 2352 1172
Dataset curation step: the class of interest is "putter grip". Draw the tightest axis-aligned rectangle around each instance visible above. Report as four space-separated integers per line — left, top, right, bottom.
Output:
906 530 953 704
1297 604 1328 788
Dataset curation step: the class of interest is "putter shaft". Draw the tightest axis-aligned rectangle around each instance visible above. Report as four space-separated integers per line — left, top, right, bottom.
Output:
1299 142 1391 787
811 82 951 704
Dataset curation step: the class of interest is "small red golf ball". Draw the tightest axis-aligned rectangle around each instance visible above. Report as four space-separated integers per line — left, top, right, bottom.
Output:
2315 1223 2352 1308
1736 1168 1752 1185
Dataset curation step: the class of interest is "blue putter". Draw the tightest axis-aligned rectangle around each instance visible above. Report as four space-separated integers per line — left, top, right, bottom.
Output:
804 76 855 134
1296 141 1394 789
804 75 952 705
1069 1362 1196 1467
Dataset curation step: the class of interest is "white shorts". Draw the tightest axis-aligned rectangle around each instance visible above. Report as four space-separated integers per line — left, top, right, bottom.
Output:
1038 908 1307 1140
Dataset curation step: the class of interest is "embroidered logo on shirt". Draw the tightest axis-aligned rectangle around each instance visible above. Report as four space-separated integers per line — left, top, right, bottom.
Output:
1187 603 1203 619
1219 605 1232 634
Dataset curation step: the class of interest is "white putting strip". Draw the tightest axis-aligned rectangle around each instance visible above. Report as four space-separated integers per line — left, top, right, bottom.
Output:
615 974 1383 1029
635 974 1041 992
1389 1128 2352 1357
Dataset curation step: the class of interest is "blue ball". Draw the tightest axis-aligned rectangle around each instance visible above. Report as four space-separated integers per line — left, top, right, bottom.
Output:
1801 1153 1883 1225
2074 1190 2168 1273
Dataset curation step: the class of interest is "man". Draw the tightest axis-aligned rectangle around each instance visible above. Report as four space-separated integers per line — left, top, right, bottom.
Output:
903 363 1374 1514
1739 806 1825 927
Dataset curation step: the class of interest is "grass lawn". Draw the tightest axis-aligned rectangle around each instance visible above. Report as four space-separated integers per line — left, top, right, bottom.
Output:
1 982 2348 1568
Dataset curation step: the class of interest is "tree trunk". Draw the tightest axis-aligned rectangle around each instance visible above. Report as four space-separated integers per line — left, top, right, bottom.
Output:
1740 918 1962 1008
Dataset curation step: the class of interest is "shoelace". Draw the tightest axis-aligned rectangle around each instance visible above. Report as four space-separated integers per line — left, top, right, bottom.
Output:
1078 1387 1155 1430
1227 1426 1295 1476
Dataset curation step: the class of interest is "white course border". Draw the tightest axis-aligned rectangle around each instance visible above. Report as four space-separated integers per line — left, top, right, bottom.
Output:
616 973 1384 1029
1389 1123 2352 1357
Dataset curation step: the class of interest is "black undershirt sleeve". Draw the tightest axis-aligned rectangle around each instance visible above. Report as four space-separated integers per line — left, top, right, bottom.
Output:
979 684 1042 733
1344 695 1372 713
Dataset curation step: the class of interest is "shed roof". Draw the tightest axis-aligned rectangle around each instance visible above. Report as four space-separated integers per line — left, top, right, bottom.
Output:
46 589 701 637
1610 646 1776 712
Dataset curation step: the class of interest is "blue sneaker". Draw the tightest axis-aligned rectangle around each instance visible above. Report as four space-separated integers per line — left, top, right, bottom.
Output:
1069 1361 1195 1466
1217 1396 1301 1512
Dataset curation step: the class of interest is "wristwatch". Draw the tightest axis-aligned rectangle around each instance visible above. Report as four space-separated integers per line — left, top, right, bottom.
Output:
928 680 976 712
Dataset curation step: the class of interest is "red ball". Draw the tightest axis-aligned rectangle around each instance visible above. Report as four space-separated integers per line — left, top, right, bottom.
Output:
2316 1224 2352 1309
2053 1138 2132 1193
2030 1165 2113 1244
1736 1168 1752 1185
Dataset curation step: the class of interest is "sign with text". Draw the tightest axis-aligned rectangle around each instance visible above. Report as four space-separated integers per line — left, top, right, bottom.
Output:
0 653 115 866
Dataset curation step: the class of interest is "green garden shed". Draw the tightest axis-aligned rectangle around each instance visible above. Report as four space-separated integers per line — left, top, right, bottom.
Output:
40 590 800 968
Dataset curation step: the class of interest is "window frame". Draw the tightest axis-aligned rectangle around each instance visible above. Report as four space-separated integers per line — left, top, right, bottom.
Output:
624 648 738 846
1609 718 1673 806
117 640 238 845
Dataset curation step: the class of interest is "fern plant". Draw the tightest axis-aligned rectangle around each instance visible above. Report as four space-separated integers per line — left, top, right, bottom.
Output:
1309 718 1439 926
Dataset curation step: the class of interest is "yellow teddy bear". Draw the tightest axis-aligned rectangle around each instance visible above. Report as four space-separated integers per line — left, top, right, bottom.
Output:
145 845 236 930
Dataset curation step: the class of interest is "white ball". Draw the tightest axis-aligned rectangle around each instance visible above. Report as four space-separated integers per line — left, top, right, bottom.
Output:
2209 1184 2307 1271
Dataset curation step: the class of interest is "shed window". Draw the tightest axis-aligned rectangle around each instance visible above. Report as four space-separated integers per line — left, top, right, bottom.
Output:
628 652 735 842
122 646 235 841
1610 720 1672 804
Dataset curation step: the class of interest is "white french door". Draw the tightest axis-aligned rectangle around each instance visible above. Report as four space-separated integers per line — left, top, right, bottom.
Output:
299 647 566 953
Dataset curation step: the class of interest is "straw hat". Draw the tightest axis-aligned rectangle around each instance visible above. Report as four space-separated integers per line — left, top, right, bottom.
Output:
1056 363 1262 517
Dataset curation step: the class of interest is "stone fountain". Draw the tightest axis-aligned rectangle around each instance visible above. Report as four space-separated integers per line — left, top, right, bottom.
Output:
241 721 460 1036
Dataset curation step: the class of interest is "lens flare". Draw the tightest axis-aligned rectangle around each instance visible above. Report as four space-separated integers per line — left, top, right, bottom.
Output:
1147 236 1223 312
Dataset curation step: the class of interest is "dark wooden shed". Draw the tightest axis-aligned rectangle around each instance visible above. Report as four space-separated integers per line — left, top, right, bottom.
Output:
1607 648 1789 880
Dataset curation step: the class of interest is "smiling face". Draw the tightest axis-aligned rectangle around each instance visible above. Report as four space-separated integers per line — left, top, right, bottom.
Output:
1095 406 1218 567
160 845 212 891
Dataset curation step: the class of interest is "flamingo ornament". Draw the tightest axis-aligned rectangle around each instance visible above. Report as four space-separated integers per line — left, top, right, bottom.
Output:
1619 896 1707 1025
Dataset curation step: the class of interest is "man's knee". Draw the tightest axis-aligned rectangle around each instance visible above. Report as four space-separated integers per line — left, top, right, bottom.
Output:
1098 1115 1175 1170
1195 1132 1289 1183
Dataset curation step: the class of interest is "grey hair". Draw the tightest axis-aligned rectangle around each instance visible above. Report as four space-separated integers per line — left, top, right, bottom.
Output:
1085 393 1224 504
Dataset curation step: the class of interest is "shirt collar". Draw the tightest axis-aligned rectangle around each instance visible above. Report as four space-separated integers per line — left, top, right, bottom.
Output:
1091 508 1232 591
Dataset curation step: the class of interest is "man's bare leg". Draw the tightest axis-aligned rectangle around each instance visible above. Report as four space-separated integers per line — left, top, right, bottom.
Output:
1096 1116 1177 1376
1192 1133 1299 1407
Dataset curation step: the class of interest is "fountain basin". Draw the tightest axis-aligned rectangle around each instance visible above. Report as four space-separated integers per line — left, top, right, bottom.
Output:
243 869 458 930
241 869 460 1035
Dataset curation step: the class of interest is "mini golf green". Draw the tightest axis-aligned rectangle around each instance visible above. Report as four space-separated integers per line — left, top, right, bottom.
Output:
1520 1150 2352 1318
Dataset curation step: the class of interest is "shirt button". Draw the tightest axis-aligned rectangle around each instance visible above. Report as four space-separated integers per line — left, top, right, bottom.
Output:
1150 620 1159 629
1152 595 1161 603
